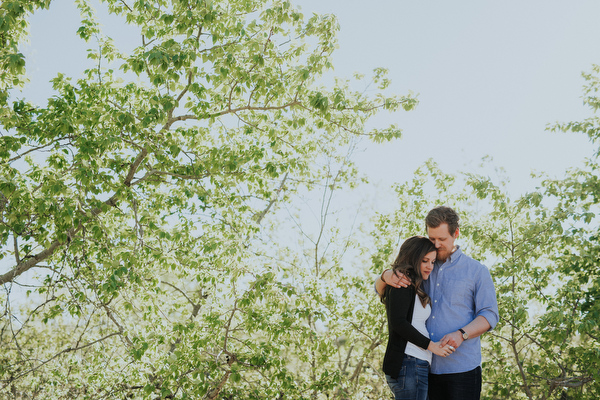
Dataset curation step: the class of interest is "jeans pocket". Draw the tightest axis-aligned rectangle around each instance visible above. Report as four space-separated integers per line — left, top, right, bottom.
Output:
386 367 406 391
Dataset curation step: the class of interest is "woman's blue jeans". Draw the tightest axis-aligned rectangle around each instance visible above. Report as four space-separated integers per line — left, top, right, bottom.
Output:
385 355 429 400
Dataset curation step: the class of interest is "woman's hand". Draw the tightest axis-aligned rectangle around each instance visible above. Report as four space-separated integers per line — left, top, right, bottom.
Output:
428 341 455 357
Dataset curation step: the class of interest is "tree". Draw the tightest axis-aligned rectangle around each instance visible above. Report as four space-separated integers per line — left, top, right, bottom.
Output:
472 64 600 400
0 0 417 398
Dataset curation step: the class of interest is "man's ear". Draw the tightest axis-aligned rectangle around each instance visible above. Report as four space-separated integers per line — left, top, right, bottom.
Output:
454 228 460 238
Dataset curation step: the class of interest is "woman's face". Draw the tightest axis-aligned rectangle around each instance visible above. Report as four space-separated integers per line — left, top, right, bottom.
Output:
420 251 436 280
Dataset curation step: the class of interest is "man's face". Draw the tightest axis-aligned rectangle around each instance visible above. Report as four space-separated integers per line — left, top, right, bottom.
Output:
427 223 458 262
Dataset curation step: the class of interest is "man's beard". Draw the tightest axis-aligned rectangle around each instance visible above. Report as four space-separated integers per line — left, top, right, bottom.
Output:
436 246 457 263
436 250 449 263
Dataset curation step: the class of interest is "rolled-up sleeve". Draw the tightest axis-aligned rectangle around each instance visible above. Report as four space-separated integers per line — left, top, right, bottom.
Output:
475 267 499 330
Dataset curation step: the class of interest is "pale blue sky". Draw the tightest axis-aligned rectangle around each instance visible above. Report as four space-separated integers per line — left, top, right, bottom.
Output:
298 0 600 196
20 1 600 199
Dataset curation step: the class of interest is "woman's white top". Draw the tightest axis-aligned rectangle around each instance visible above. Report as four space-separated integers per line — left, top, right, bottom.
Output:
404 294 433 364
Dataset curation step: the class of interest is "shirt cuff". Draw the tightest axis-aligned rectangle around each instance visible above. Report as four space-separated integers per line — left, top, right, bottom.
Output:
477 310 499 330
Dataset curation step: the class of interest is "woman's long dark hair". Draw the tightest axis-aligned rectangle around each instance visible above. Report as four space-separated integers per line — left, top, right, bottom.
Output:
382 236 436 307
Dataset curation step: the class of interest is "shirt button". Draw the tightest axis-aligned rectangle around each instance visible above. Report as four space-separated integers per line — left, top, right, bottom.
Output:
437 283 440 286
432 316 435 319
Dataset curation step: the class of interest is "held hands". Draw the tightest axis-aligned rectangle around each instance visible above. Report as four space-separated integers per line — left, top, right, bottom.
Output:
430 330 466 357
382 269 411 288
440 331 464 349
428 341 455 357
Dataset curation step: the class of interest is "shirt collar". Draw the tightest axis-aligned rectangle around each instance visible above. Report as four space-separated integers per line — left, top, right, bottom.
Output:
447 245 462 263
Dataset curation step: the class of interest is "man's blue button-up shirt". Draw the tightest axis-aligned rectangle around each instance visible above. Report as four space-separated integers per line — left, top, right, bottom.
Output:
423 246 499 374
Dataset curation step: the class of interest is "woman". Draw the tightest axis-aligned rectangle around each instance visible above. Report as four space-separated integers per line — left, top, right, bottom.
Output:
381 236 454 400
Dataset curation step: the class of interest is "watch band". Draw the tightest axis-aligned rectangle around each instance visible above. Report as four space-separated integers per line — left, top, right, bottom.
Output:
459 328 468 340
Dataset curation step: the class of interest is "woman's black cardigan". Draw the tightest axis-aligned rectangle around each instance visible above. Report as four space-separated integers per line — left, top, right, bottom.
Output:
382 285 432 379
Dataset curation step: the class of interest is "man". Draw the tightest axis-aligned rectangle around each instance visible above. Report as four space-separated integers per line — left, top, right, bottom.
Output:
375 206 499 400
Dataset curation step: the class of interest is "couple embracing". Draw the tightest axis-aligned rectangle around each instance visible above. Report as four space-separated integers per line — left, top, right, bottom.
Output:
376 206 499 400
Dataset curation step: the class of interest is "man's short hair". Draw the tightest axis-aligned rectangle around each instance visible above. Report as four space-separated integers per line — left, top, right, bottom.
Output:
425 206 460 236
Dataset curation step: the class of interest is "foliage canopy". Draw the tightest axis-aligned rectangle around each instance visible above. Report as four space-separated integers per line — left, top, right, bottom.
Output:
1 0 415 398
1 1 600 399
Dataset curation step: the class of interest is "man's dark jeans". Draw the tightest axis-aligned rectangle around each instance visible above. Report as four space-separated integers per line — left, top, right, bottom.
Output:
428 366 482 400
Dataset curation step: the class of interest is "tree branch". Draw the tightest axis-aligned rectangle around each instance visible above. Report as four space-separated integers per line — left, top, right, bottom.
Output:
210 100 301 118
124 148 148 186
4 332 121 383
254 172 288 225
6 137 70 163
103 303 132 347
0 192 119 285
13 234 20 264
0 142 153 285
0 240 63 285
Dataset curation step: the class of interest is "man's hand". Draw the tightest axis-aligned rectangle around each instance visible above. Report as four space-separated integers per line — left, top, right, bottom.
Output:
440 331 463 349
382 269 411 288
439 317 491 347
